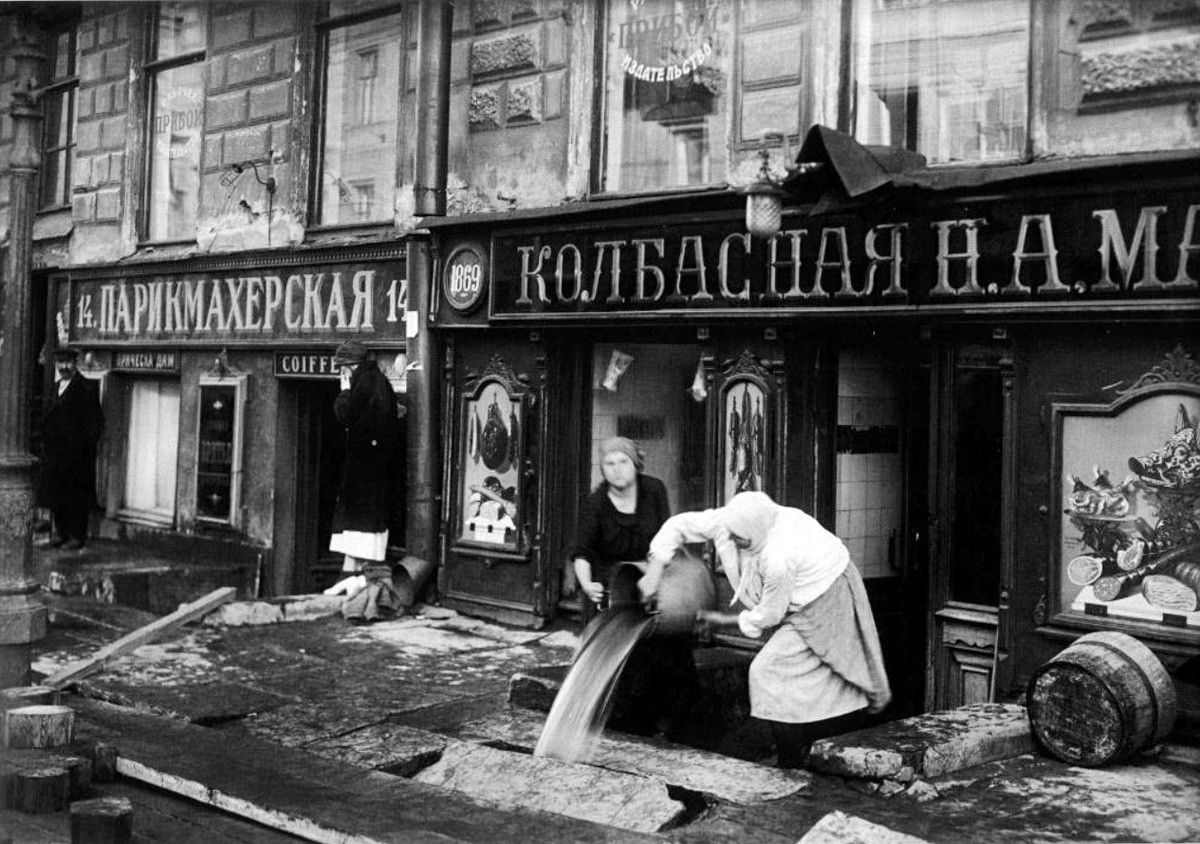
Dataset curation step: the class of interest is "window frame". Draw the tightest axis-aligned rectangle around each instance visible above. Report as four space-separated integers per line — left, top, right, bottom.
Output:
310 1 409 230
140 1 208 245
195 372 248 528
38 23 79 212
118 374 182 527
593 0 744 197
847 0 1034 168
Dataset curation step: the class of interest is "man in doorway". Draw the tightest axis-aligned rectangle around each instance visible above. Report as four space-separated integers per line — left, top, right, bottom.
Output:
40 346 104 550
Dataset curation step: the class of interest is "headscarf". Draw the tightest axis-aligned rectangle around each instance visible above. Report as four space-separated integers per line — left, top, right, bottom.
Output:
600 436 644 472
713 492 780 606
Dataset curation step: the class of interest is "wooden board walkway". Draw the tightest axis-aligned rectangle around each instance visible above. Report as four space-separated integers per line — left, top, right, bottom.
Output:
74 697 655 844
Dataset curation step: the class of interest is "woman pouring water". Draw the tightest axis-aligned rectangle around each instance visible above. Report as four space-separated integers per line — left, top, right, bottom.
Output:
639 491 891 768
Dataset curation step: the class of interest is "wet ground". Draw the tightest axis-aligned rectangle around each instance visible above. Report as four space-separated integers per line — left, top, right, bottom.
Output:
16 585 1200 843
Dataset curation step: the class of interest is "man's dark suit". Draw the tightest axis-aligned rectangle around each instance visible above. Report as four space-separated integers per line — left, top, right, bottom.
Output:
39 374 104 545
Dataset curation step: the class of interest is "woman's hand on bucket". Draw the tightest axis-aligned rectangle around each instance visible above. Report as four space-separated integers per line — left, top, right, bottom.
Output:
637 553 666 608
695 610 740 630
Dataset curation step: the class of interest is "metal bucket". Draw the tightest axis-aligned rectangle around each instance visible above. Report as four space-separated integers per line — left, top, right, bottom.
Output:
392 555 437 607
608 549 717 638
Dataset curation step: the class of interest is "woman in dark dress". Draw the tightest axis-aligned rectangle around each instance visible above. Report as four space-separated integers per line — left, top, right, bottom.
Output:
569 437 699 737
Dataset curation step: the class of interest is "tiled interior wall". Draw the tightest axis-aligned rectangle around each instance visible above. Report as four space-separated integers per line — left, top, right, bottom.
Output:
836 348 905 579
589 343 704 513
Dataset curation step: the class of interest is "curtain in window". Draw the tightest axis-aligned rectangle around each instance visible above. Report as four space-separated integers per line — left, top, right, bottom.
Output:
124 380 181 518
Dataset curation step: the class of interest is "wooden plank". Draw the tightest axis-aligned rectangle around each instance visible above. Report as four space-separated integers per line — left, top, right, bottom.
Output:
44 588 237 689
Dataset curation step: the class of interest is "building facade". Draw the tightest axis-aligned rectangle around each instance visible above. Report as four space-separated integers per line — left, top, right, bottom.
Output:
1 0 1197 720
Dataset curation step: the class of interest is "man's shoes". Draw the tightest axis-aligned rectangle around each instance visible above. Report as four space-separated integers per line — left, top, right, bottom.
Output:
62 538 84 551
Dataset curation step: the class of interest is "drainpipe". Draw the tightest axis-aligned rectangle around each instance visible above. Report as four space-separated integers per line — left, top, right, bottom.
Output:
0 13 48 688
405 0 452 573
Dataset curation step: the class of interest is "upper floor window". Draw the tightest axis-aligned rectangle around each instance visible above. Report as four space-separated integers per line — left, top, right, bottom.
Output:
316 1 408 226
852 0 1029 164
599 1 809 194
40 24 78 210
145 2 206 242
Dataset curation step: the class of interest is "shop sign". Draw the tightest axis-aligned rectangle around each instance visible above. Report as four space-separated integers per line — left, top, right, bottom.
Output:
112 350 180 372
488 193 1200 319
443 245 488 313
274 351 340 379
64 260 407 345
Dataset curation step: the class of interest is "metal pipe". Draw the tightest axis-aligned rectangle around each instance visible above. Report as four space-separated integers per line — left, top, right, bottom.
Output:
414 0 452 217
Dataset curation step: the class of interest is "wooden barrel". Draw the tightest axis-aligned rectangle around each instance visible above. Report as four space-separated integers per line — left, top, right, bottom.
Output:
1027 631 1176 766
609 550 716 638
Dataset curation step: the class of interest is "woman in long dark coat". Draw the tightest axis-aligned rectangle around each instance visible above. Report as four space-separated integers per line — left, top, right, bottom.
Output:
329 340 399 573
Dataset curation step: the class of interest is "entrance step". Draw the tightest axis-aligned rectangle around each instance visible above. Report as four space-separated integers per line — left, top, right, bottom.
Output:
808 703 1034 780
452 705 809 805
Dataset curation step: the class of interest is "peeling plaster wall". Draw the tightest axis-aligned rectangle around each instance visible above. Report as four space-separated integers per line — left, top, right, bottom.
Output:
1038 0 1200 156
445 0 575 214
198 3 304 253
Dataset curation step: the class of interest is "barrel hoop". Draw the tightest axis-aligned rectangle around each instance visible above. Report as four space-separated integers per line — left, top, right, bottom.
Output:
1082 636 1159 745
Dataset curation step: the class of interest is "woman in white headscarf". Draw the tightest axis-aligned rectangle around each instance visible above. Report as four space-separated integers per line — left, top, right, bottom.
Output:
639 491 891 768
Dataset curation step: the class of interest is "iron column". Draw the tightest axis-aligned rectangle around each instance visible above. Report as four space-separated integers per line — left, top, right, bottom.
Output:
0 14 48 688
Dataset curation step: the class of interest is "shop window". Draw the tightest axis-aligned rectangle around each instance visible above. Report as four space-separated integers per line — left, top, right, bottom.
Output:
599 0 810 193
145 2 207 242
589 343 708 514
315 2 408 226
122 379 181 522
39 24 78 210
835 348 907 580
196 374 247 525
852 0 1028 164
1053 348 1200 634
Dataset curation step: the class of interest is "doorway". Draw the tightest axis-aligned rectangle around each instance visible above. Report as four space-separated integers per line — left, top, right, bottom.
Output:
294 381 345 593
833 342 930 717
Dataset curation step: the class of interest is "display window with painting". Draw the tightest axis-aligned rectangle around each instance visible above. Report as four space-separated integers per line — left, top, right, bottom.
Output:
1051 346 1200 637
456 360 528 553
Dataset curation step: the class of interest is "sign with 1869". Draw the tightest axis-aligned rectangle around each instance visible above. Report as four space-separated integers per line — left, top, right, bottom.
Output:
443 245 487 313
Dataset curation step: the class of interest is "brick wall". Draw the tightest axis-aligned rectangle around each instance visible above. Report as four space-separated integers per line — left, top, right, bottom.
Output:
71 2 133 263
199 2 301 250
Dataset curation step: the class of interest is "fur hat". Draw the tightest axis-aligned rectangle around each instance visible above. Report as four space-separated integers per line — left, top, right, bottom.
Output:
333 340 369 366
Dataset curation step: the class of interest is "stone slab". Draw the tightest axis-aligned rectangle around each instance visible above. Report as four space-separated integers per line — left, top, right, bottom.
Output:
75 697 657 843
302 722 449 776
797 811 931 844
412 742 684 834
201 594 345 627
808 704 1034 780
456 706 808 805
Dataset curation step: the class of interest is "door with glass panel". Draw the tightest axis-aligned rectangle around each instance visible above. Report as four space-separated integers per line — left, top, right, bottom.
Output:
122 379 181 523
834 343 929 717
927 340 1011 710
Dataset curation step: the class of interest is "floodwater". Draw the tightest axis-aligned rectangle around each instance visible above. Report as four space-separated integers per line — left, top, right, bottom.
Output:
533 608 655 763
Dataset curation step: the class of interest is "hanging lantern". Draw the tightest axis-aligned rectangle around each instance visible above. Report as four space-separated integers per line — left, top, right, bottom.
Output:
744 178 785 240
741 131 825 240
